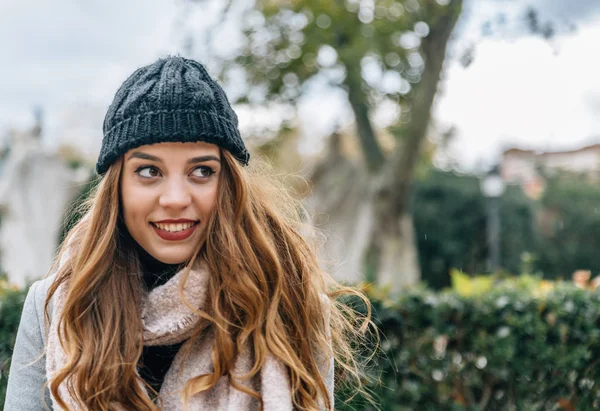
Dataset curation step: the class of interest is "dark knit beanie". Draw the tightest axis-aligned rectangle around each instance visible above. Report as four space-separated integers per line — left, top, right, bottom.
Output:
96 56 249 175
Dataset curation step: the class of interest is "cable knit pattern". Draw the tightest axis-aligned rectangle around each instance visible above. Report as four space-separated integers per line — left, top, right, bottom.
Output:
96 56 250 175
45 262 295 410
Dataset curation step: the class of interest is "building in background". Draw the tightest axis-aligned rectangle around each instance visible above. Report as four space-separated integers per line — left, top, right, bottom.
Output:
501 143 600 199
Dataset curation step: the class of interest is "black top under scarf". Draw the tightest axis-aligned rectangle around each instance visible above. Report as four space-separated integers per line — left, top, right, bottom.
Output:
136 247 185 396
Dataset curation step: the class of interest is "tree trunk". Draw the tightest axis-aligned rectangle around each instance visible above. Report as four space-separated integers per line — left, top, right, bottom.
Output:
307 1 463 290
372 1 463 292
374 213 420 287
343 64 386 173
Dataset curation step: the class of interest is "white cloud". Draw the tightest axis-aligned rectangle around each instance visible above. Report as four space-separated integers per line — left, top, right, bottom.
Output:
1 0 600 170
0 0 185 144
435 22 600 169
529 0 600 25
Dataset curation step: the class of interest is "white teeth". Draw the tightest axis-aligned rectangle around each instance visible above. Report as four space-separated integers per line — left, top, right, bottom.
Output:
154 222 195 232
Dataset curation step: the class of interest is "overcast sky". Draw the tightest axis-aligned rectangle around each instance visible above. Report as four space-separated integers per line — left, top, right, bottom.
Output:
436 0 600 168
1 0 599 170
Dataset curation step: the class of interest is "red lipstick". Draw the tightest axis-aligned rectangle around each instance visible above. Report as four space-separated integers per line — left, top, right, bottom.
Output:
151 221 199 241
154 219 197 223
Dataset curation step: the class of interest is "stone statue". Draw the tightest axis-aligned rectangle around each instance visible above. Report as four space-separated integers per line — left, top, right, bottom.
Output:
0 122 89 287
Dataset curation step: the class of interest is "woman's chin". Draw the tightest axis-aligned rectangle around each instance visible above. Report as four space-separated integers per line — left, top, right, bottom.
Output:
147 250 191 265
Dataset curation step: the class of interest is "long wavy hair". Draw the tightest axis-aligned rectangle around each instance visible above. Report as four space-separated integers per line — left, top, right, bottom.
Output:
44 149 373 410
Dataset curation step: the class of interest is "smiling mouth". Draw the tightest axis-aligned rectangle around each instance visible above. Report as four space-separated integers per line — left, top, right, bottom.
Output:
150 221 199 233
150 221 200 242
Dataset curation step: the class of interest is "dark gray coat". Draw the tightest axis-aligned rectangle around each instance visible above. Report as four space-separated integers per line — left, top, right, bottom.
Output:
5 276 54 410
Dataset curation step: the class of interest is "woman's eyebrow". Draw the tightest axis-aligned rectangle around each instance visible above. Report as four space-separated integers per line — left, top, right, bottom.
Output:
188 155 221 164
128 152 161 162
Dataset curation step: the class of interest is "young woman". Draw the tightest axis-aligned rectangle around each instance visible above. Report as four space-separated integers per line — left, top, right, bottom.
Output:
5 56 370 410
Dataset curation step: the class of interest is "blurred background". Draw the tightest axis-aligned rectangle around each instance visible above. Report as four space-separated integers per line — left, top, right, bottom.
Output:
3 0 600 409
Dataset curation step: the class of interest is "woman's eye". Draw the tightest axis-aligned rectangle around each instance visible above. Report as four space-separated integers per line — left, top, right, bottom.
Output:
136 166 160 178
191 166 215 178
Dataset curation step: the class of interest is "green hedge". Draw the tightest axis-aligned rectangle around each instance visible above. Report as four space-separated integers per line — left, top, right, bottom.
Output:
338 277 600 410
412 169 537 289
413 169 600 288
4 277 600 410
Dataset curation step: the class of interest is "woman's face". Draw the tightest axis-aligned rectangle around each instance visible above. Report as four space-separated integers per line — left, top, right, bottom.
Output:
120 141 221 264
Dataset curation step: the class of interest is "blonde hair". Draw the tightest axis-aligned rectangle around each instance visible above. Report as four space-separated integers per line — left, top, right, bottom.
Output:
45 150 373 410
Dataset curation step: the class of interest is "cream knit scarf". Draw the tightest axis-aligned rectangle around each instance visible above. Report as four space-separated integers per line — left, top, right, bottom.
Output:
45 262 294 410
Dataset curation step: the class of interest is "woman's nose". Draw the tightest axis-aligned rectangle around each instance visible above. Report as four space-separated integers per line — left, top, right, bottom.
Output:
159 180 192 209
